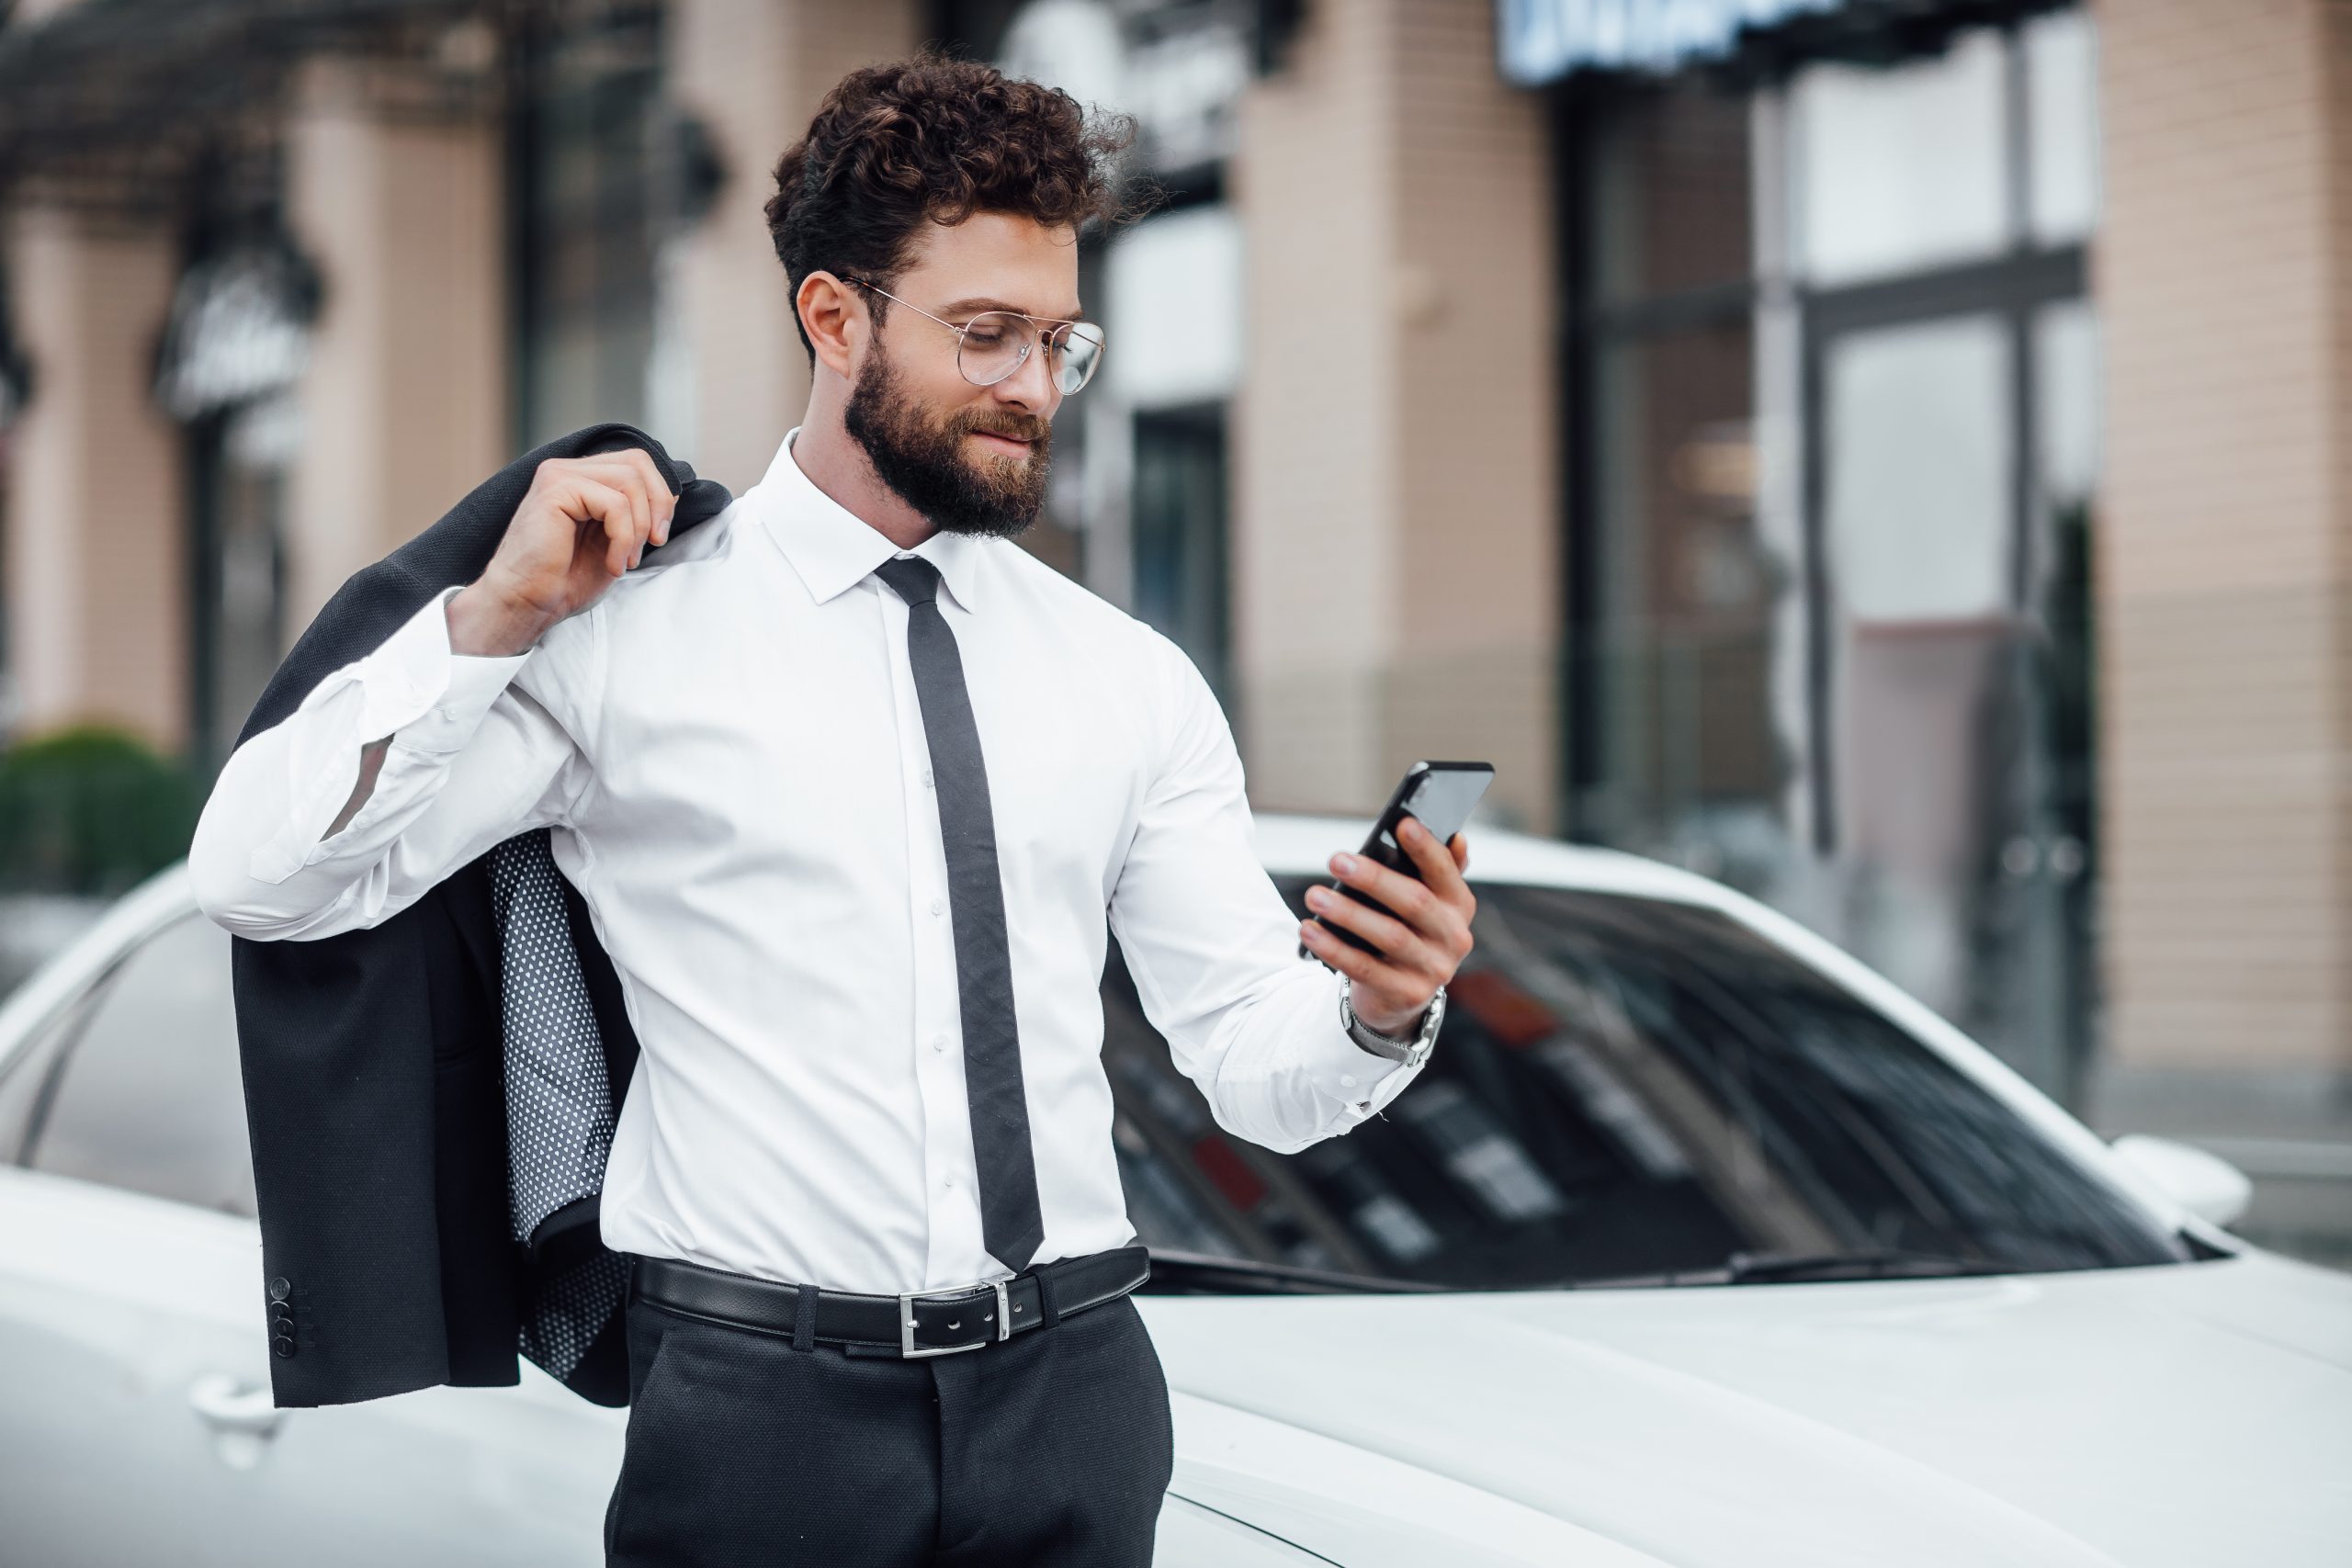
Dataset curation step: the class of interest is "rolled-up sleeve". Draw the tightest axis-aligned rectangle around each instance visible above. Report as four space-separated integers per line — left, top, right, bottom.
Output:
1105 630 1426 1156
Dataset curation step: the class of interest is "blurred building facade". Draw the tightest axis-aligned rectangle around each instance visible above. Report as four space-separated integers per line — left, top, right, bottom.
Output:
0 0 2347 1170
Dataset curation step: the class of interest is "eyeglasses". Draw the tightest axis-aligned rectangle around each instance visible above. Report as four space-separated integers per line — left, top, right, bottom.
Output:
843 276 1107 397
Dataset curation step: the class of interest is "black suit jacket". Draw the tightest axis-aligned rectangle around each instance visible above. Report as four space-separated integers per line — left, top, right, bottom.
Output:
228 424 731 1408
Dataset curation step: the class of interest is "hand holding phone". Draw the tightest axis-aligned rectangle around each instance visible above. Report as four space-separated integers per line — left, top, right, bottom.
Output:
1298 760 1494 964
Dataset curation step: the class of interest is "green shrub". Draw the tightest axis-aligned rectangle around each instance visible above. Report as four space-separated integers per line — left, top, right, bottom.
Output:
0 725 203 897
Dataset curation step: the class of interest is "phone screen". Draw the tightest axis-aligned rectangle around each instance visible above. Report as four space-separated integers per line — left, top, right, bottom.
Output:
1389 766 1490 848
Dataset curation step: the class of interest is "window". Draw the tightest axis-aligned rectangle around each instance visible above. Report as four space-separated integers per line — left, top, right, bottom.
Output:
1107 880 2183 1289
1791 28 2009 286
21 917 255 1217
1109 204 1243 707
1567 77 1783 871
0 988 103 1165
1130 407 1231 707
513 4 663 448
1563 15 2103 1104
189 395 293 775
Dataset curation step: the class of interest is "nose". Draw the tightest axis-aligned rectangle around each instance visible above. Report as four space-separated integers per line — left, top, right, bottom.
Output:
989 333 1060 416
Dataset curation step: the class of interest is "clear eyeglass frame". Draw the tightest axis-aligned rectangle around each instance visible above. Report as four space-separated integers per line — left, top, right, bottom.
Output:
843 276 1107 397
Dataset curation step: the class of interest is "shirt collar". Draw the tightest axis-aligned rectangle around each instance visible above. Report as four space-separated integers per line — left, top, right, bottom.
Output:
752 427 986 615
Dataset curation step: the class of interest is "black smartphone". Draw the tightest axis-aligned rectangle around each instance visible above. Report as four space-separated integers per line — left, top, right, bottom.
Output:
1297 760 1496 964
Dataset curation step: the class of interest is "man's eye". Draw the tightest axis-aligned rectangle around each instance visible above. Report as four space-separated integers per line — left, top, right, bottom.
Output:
962 322 1011 346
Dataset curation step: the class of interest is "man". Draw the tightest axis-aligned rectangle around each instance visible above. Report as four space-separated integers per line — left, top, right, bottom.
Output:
192 52 1475 1567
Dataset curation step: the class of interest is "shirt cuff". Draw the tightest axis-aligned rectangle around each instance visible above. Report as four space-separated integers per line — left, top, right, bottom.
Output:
1299 971 1425 1127
368 585 537 755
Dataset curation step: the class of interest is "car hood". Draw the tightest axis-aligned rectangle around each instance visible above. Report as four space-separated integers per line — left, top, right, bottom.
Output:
1142 1249 2352 1568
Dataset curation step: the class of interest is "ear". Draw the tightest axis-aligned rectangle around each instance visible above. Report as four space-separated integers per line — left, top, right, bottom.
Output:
797 271 860 378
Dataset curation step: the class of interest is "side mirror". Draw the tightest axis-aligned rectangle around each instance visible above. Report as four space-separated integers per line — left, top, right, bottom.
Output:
2108 1134 2253 1228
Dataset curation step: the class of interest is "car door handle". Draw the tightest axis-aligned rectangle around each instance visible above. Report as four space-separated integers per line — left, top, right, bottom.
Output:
187 1372 288 1439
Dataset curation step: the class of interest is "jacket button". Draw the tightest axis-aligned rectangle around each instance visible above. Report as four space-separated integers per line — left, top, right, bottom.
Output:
271 1309 296 1334
272 1335 298 1359
267 1277 291 1303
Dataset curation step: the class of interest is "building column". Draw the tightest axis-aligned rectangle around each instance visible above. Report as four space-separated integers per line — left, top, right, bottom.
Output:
663 0 922 493
1230 0 1557 832
2093 0 2352 1126
1 208 187 751
282 60 509 632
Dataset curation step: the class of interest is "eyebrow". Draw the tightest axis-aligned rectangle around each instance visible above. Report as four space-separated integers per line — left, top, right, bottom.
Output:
937 296 1086 321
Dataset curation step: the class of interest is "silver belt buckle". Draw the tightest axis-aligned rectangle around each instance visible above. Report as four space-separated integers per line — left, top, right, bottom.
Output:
899 1278 1013 1358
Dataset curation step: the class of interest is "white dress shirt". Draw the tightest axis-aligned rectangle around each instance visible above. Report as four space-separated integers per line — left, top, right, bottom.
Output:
191 429 1424 1295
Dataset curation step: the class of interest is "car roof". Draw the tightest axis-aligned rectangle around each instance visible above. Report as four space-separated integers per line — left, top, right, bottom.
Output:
1253 811 1723 903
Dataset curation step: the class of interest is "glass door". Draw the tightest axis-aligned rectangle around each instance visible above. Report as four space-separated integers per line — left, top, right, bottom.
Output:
1806 288 2096 1101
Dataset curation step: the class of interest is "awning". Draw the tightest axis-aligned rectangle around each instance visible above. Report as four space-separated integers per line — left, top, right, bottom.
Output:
0 0 520 205
1497 0 2074 88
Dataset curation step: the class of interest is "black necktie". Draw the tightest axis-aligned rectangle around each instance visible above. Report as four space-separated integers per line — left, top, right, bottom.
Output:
873 554 1046 1274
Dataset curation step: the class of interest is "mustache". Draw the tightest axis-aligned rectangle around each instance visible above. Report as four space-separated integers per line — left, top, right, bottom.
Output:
953 410 1052 446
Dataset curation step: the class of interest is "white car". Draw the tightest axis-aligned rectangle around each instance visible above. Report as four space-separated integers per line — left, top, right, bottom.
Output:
2 817 2345 1567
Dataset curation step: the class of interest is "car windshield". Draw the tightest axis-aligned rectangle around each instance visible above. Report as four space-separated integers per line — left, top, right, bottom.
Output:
1109 881 2188 1290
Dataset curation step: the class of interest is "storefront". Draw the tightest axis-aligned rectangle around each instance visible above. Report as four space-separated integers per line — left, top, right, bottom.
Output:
8 0 2348 1149
1510 0 2099 1097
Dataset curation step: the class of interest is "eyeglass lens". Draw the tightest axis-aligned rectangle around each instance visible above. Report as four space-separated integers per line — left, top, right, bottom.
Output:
958 312 1106 396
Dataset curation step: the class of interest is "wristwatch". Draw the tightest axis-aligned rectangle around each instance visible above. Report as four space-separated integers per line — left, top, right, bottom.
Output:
1339 975 1445 1066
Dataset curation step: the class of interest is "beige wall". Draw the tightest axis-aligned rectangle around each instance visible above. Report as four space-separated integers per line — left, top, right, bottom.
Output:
2096 0 2352 1088
1232 0 1557 831
665 0 923 493
1 209 187 750
282 61 510 633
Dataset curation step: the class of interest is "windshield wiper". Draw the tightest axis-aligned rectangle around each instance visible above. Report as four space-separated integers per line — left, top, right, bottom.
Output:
1556 1247 2012 1290
1139 1247 2012 1297
1139 1249 1442 1296
1722 1247 2009 1283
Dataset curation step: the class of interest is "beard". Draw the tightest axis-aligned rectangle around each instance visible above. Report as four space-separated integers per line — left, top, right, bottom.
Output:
842 347 1053 539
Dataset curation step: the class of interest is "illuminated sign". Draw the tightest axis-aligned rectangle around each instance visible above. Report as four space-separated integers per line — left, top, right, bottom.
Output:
1497 0 1846 85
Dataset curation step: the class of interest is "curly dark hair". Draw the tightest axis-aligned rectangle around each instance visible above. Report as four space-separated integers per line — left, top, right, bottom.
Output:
765 51 1140 364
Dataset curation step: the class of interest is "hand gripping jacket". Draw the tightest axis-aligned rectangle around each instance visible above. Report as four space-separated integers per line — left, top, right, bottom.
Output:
229 424 731 1408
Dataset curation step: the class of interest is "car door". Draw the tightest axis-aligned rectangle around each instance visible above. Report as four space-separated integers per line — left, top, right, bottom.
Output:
0 902 624 1567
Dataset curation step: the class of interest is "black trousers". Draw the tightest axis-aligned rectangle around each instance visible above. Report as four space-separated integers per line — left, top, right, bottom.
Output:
603 1279 1175 1565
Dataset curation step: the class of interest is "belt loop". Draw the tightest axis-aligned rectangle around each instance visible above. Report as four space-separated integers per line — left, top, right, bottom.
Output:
1034 1264 1062 1329
792 1282 819 1352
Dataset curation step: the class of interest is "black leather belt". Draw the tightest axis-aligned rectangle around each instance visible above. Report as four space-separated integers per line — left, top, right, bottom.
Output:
628 1245 1152 1359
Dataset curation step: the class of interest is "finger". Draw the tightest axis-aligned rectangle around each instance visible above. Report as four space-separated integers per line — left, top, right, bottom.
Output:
1330 845 1474 964
626 447 680 543
1450 833 1476 928
1396 816 1472 908
557 478 636 577
1329 847 1441 934
1297 918 1383 983
592 449 674 546
573 460 653 564
1304 884 1422 964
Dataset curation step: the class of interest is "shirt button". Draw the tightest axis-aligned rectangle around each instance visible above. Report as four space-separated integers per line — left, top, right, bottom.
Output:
930 897 945 917
1340 1073 1359 1089
932 1032 949 1053
921 768 934 789
942 1175 956 1189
